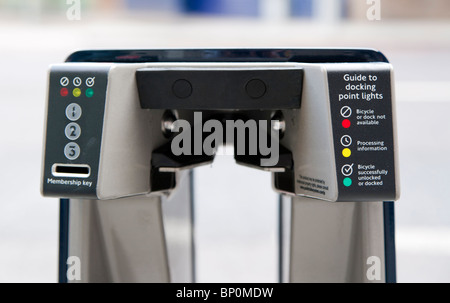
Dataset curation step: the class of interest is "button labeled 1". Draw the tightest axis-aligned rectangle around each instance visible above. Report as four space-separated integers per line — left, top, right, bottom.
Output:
65 122 81 140
66 103 82 121
64 143 81 160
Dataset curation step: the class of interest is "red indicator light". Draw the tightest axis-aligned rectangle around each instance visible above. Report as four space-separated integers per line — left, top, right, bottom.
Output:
60 88 69 97
342 119 351 128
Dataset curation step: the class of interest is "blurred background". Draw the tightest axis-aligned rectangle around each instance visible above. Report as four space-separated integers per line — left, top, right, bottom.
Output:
0 0 449 283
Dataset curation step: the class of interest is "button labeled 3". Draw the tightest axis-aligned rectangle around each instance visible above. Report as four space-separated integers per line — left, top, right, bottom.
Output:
64 143 81 160
66 103 82 121
65 122 81 140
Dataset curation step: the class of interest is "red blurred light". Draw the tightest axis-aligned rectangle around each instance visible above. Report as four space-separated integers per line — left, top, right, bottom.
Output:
60 88 69 97
342 119 351 128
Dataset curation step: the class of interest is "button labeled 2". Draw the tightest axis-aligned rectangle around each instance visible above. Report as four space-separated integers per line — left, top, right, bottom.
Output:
65 122 81 140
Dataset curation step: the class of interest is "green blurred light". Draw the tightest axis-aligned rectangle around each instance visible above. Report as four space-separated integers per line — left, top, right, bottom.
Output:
343 178 352 187
86 88 94 98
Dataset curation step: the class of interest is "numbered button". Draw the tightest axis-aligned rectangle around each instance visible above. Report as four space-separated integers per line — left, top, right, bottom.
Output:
65 122 81 140
66 103 82 121
64 143 81 160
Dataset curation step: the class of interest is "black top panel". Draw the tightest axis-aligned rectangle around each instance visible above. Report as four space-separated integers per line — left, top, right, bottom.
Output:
136 68 303 110
66 49 389 64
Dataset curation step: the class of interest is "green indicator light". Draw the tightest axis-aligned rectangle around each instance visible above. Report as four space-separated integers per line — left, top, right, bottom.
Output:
343 178 352 187
86 88 94 98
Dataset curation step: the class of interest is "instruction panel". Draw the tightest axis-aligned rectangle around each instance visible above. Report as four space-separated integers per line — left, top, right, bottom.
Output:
42 66 110 198
328 69 396 201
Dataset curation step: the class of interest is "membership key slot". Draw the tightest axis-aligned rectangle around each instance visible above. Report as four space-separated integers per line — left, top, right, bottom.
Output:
52 164 91 178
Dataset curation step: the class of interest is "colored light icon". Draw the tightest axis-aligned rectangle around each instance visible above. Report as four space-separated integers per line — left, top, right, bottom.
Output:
343 178 352 187
342 148 352 158
73 88 81 97
60 88 69 97
86 88 94 98
342 119 351 128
